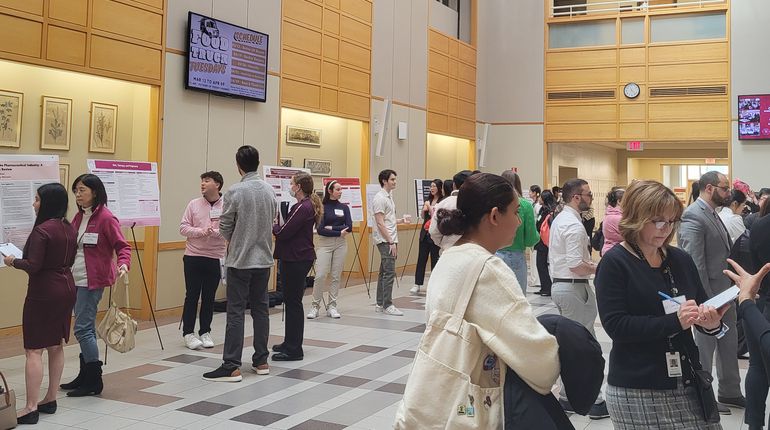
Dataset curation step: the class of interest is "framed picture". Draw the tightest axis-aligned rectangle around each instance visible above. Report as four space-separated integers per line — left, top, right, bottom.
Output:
304 158 332 176
40 96 72 150
59 163 69 186
0 90 23 148
89 102 117 153
279 157 293 167
286 125 321 147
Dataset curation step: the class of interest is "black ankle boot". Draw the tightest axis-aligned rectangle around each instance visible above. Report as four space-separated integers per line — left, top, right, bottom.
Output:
60 353 85 390
66 360 103 397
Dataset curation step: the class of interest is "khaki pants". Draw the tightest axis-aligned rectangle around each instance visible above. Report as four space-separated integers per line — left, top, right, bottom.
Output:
312 235 348 308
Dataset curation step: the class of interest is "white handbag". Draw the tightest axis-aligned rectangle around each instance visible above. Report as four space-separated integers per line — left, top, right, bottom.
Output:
395 255 504 429
97 274 137 354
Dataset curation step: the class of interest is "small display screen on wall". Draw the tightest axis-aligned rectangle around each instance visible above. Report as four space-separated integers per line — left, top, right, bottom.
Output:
738 95 770 140
186 12 269 102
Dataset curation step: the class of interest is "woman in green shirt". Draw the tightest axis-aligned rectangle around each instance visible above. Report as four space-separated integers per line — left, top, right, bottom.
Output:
497 170 539 296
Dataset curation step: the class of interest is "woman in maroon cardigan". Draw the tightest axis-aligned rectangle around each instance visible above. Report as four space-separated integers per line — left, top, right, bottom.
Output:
3 183 77 424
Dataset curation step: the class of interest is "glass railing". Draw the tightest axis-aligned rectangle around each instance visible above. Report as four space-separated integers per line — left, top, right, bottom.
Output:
552 0 727 18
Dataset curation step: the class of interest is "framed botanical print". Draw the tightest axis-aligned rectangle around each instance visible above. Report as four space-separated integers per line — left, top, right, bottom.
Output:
59 163 70 186
0 90 23 148
89 102 117 153
40 96 72 150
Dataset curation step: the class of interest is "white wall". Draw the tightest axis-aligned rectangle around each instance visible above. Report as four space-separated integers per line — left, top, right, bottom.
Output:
426 133 470 180
476 0 546 186
429 0 459 38
731 1 770 189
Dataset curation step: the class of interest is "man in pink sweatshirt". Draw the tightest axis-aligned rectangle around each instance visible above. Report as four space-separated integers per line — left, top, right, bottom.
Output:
179 171 227 350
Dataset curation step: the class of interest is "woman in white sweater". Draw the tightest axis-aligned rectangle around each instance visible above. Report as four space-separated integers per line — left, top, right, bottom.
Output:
404 173 559 428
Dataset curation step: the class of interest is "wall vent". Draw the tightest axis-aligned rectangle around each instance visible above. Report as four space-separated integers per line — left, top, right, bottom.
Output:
650 86 727 97
547 90 615 100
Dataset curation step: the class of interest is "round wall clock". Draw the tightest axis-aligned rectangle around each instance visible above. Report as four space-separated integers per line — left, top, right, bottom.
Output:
624 82 640 99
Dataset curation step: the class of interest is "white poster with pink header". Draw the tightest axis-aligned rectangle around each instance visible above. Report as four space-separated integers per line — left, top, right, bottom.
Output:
87 159 161 227
0 155 60 254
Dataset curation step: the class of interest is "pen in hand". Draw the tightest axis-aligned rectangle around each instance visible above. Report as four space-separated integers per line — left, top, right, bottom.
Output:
657 291 682 304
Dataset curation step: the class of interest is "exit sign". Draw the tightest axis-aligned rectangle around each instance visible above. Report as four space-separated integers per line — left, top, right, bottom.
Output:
627 141 644 151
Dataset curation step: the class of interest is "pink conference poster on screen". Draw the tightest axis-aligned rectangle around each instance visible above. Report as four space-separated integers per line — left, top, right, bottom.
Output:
188 12 268 101
739 95 770 140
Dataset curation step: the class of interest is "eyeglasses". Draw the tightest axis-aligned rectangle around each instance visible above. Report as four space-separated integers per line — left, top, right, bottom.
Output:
651 219 681 230
714 185 730 192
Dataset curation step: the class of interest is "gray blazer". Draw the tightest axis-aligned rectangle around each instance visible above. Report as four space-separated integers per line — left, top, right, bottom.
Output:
677 199 732 297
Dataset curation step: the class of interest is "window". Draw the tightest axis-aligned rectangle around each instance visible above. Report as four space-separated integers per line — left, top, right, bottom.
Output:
650 11 726 42
549 20 616 48
435 0 459 12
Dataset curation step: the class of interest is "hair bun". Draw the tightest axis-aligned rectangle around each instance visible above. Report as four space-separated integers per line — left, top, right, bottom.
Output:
436 208 467 236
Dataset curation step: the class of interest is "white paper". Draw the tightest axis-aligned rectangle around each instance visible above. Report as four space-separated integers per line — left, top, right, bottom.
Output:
365 183 381 227
0 155 59 251
263 165 311 210
703 285 740 309
87 160 161 227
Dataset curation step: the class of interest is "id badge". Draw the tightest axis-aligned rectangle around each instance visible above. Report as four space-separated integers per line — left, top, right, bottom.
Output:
662 295 686 315
334 209 344 217
82 232 99 245
210 208 222 219
666 351 682 377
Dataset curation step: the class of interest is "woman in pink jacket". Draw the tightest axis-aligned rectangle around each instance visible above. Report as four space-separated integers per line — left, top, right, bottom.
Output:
60 174 131 397
601 187 624 256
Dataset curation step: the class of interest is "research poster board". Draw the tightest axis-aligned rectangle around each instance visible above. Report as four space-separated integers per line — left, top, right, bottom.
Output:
262 165 311 206
87 159 161 227
414 179 433 219
0 155 60 262
365 183 381 227
322 177 364 222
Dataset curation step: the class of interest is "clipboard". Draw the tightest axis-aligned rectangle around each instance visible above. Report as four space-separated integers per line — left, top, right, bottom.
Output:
702 285 740 309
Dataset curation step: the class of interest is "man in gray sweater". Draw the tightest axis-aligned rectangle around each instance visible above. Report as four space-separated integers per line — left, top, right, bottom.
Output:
203 145 277 382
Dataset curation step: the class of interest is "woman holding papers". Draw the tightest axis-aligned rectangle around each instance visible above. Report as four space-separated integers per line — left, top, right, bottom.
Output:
60 174 131 398
308 180 352 319
3 183 77 424
595 180 728 429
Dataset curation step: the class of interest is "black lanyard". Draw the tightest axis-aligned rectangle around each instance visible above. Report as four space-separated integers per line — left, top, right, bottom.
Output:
629 242 678 296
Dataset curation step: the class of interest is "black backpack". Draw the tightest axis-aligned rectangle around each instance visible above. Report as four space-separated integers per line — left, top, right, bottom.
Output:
590 221 605 252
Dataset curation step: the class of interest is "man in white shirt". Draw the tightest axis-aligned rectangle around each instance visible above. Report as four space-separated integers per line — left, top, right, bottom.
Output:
549 178 608 419
429 170 472 252
372 169 409 316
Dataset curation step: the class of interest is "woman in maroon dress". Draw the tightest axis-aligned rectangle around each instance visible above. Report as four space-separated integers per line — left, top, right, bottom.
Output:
3 183 77 424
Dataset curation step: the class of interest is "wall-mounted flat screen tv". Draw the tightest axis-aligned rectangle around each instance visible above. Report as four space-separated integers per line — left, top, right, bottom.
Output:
186 12 269 102
738 94 770 140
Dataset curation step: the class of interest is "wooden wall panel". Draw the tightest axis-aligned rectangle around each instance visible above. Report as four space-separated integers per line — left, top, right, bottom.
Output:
426 29 476 140
90 35 162 79
284 0 323 29
546 67 616 88
648 62 727 83
546 104 617 123
546 49 616 69
0 0 164 85
49 0 88 26
92 0 163 44
0 0 42 15
46 26 87 66
648 42 728 64
648 100 728 121
0 14 42 58
282 0 371 121
545 8 729 143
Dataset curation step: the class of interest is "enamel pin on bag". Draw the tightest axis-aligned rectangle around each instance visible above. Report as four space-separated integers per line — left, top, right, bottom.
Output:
394 255 504 429
97 273 137 354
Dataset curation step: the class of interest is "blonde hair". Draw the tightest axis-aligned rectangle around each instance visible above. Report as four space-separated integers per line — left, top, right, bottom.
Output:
294 172 323 224
619 180 683 246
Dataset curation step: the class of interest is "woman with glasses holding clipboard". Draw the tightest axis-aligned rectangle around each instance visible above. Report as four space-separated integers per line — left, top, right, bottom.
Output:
595 180 728 429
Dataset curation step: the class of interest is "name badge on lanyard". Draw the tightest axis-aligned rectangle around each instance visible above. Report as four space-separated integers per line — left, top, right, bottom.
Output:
334 209 344 217
82 232 99 246
210 208 222 219
666 351 682 377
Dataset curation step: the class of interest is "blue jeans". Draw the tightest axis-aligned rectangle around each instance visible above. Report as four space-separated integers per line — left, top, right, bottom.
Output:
496 250 527 296
74 287 104 363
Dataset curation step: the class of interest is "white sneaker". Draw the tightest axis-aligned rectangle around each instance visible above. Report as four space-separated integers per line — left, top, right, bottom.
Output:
184 333 203 350
375 304 383 313
384 305 404 316
307 307 319 319
200 332 214 348
327 307 341 319
410 285 421 295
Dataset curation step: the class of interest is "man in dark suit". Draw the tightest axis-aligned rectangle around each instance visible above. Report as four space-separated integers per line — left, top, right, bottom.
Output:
678 171 744 413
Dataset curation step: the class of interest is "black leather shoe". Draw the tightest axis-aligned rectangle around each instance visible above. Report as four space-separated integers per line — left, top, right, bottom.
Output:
17 410 39 424
718 395 746 408
271 344 285 353
38 400 57 414
271 352 303 362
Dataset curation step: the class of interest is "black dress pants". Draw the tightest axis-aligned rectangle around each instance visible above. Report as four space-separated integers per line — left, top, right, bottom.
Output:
536 246 552 295
182 255 221 336
414 236 440 286
279 260 314 357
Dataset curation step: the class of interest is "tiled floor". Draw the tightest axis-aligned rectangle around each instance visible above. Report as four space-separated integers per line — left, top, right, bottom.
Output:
0 274 760 429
